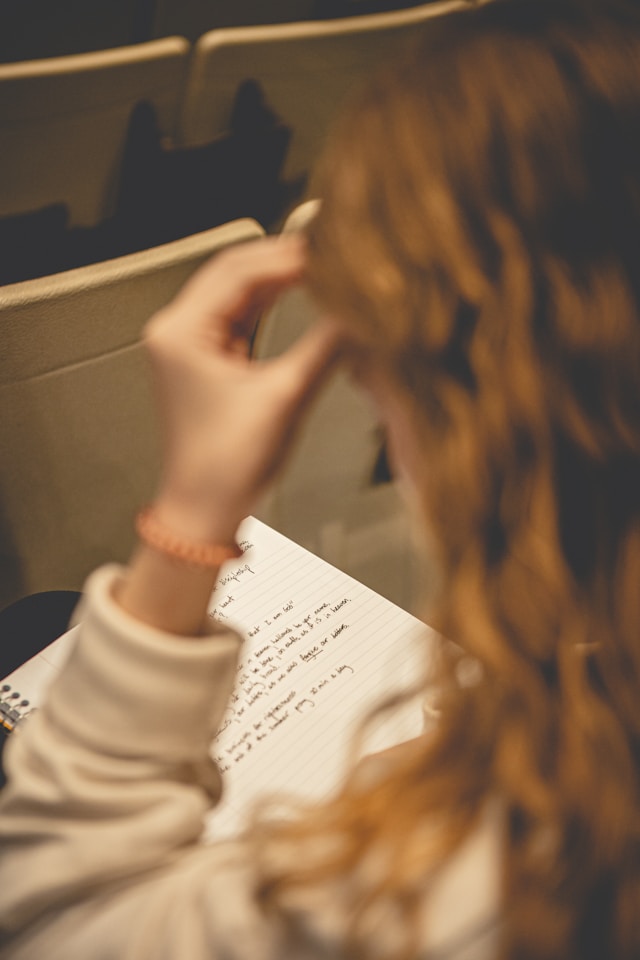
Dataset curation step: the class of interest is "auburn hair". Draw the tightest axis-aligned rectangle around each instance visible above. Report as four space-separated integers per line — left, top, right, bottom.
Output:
254 2 640 957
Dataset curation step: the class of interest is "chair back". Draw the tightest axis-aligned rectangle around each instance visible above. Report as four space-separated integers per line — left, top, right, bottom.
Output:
179 2 462 190
253 202 413 609
0 38 189 227
0 219 265 607
152 0 316 42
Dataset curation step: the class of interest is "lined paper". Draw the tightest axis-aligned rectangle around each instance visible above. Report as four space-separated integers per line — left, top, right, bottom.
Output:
206 518 432 839
0 627 79 729
1 518 434 840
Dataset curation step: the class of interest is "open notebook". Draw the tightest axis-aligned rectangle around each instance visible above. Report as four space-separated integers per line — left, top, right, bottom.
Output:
1 517 434 840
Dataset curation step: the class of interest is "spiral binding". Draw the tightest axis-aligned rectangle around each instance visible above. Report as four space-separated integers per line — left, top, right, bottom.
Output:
0 683 33 734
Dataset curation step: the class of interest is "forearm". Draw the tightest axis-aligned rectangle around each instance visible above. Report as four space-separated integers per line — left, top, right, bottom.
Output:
114 238 339 638
116 544 221 637
116 494 242 637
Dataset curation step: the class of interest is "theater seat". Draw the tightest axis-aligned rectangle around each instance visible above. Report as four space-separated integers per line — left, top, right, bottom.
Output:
254 202 414 610
152 0 317 41
0 219 264 609
178 1 463 205
0 38 189 229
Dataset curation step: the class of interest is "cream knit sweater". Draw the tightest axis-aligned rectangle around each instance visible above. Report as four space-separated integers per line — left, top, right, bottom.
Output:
0 565 500 960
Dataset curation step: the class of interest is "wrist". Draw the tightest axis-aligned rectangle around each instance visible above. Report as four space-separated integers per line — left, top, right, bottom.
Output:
135 506 242 571
117 544 220 636
151 484 245 547
118 497 243 636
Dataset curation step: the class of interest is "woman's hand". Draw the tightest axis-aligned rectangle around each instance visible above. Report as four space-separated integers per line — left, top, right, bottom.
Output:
144 234 341 546
117 235 341 635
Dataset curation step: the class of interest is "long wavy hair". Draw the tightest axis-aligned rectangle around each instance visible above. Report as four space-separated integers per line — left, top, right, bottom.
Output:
254 2 640 957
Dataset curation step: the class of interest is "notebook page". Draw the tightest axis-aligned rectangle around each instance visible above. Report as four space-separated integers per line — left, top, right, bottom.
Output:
205 517 433 841
1 517 435 839
0 627 79 730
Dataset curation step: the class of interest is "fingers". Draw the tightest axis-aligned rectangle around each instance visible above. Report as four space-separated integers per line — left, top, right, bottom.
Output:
145 234 348 419
172 235 306 339
143 235 308 366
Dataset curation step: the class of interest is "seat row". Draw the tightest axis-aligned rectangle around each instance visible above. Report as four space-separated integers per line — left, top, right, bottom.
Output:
0 2 462 284
0 206 413 612
0 0 432 63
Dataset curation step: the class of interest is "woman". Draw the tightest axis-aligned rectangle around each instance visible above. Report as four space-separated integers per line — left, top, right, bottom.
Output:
1 0 639 957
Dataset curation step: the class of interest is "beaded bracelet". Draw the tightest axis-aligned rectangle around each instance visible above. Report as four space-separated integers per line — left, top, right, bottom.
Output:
135 506 242 569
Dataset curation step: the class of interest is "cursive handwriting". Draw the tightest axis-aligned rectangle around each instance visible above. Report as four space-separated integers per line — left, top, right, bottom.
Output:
211 585 361 773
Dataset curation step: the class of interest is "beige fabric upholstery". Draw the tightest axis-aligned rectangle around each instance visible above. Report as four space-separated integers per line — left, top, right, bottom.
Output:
0 38 189 227
254 202 414 610
178 2 463 186
0 219 265 607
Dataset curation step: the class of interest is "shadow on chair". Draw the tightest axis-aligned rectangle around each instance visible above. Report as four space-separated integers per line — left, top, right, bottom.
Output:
114 83 305 248
0 84 304 285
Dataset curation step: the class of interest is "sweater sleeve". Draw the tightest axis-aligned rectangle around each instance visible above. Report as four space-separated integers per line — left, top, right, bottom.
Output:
0 564 243 938
0 565 501 960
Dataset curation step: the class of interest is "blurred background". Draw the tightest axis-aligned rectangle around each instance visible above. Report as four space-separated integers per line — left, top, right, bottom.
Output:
0 0 458 617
